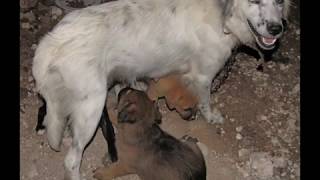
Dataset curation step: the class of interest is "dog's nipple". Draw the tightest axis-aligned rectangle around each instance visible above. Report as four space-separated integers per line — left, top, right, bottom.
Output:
223 27 231 35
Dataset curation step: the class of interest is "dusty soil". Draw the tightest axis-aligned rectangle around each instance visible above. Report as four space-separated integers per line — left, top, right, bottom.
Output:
20 0 300 180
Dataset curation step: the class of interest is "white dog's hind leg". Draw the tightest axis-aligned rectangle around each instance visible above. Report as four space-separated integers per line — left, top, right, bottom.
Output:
64 90 106 180
45 97 69 151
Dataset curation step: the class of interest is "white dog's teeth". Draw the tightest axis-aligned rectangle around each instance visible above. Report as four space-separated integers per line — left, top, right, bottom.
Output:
262 37 277 45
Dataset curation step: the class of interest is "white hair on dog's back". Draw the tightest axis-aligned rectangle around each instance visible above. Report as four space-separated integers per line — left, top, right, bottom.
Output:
32 0 290 179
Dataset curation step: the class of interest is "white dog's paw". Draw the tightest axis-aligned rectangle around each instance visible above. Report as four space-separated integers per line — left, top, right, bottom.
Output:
206 108 224 124
102 153 114 167
113 126 118 134
36 129 46 135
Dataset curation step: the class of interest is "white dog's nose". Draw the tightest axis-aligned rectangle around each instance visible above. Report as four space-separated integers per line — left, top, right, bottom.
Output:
267 22 283 36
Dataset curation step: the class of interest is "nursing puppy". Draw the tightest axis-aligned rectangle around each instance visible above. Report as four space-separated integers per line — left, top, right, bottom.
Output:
32 0 290 179
147 74 198 120
94 88 206 180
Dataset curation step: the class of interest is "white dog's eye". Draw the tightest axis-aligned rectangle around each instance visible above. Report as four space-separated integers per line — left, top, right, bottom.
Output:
249 0 260 4
275 0 284 4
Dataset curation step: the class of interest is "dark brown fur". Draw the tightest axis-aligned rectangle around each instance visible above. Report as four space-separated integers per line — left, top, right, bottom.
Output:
94 88 206 180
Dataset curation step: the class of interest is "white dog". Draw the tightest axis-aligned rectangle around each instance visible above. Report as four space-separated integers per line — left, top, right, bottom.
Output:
32 0 290 179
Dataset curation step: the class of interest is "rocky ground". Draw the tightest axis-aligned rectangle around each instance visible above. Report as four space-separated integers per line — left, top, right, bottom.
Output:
20 0 300 180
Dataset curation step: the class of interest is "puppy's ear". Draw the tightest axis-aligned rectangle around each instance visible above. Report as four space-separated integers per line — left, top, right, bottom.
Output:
153 102 162 124
118 102 138 123
117 87 133 102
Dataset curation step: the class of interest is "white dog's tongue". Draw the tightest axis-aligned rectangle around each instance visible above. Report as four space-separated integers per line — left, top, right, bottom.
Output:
262 37 277 45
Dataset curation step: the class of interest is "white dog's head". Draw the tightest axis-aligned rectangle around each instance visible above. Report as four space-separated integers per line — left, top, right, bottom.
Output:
244 0 290 50
224 0 291 50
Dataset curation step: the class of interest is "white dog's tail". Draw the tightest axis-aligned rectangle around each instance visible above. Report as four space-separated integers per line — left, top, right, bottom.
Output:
32 34 59 92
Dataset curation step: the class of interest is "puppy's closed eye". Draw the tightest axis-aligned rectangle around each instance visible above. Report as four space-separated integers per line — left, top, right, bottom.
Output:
118 102 138 123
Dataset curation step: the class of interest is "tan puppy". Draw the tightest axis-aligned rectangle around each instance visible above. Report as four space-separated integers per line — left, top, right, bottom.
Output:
147 74 198 120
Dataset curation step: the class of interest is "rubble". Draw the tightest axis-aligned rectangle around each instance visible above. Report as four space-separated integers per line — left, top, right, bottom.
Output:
51 6 63 19
20 0 38 11
236 133 243 140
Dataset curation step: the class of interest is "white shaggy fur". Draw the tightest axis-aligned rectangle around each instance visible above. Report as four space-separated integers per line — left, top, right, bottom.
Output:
32 0 290 179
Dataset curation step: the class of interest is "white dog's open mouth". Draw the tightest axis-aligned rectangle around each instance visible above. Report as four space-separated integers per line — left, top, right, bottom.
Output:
247 20 277 50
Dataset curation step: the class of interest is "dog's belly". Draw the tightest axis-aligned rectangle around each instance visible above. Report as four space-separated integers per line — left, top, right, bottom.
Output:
107 48 192 84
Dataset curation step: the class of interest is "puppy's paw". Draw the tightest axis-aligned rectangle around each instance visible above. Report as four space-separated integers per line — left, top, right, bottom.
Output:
93 167 106 180
181 135 198 143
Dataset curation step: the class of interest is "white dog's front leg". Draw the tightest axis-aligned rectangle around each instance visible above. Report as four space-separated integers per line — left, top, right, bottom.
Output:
187 74 224 124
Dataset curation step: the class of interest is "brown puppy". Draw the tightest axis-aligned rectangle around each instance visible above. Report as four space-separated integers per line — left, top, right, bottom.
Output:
94 88 206 180
147 74 198 120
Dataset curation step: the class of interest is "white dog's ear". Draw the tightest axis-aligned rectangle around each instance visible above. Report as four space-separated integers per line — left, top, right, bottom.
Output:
283 0 291 21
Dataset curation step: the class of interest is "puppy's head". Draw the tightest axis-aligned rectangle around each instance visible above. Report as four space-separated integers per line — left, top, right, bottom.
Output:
117 87 162 125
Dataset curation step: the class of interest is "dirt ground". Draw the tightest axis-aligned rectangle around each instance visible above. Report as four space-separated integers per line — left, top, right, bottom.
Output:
20 0 300 180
